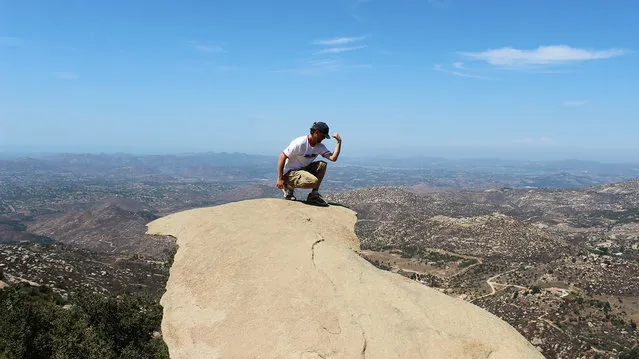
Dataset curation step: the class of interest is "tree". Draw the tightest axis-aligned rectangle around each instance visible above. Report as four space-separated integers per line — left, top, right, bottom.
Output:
620 348 639 359
531 286 542 295
0 283 168 359
0 283 57 358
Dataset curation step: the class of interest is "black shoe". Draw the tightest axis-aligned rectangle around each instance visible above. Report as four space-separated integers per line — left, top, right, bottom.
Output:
306 192 328 206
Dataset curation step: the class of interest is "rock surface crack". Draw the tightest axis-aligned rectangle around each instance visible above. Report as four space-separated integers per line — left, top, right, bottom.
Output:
300 351 326 359
310 236 337 292
321 325 341 335
311 238 325 266
353 318 368 359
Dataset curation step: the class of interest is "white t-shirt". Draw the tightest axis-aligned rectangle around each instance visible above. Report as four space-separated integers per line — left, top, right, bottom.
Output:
282 135 330 174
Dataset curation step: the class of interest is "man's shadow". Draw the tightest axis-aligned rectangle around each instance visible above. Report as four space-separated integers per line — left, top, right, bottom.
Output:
299 200 351 210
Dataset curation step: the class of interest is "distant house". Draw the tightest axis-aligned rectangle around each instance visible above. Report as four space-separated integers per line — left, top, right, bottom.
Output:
547 287 570 297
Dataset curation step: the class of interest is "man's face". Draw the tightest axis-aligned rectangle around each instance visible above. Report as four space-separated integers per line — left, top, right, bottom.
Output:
312 129 325 142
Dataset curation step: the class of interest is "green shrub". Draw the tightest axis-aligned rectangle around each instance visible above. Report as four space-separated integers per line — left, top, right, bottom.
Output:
531 286 542 295
0 284 57 358
0 283 168 359
459 258 478 268
620 347 639 359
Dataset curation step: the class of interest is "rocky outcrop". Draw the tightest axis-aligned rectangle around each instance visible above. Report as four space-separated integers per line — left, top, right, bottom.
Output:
147 199 544 359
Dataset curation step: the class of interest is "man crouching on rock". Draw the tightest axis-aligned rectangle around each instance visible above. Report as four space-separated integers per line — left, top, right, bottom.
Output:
276 121 342 206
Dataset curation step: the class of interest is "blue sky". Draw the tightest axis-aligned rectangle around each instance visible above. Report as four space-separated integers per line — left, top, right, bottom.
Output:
1 0 638 160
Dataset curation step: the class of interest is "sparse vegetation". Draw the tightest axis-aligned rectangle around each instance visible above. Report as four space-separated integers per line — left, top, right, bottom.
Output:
132 211 160 222
531 286 542 295
620 347 639 359
589 208 639 224
589 246 610 256
420 251 462 264
367 259 392 271
562 294 611 312
0 219 26 232
459 258 478 268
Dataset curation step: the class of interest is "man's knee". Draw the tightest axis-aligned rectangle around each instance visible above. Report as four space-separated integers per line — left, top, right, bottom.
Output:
307 175 319 187
288 171 318 188
315 160 327 173
299 173 318 188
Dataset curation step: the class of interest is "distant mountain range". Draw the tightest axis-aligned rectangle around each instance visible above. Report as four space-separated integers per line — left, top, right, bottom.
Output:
1 152 638 189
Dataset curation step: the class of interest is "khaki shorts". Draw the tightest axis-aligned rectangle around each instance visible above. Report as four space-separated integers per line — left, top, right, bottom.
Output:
284 161 327 188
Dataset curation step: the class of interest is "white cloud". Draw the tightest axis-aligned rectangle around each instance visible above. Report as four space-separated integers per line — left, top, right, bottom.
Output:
53 72 79 80
276 59 340 76
563 100 587 107
280 35 369 75
351 14 364 22
540 137 553 143
351 0 370 22
312 36 366 45
316 45 367 54
526 69 581 74
460 45 628 67
433 64 491 80
452 62 465 69
516 137 534 144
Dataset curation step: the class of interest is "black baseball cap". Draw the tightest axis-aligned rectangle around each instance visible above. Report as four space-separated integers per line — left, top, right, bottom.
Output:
312 122 331 140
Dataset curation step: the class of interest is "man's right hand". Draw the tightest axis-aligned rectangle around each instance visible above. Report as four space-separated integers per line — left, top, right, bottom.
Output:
276 178 285 189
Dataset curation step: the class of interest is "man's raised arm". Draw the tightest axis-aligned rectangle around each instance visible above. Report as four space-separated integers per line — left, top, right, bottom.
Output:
323 133 342 162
